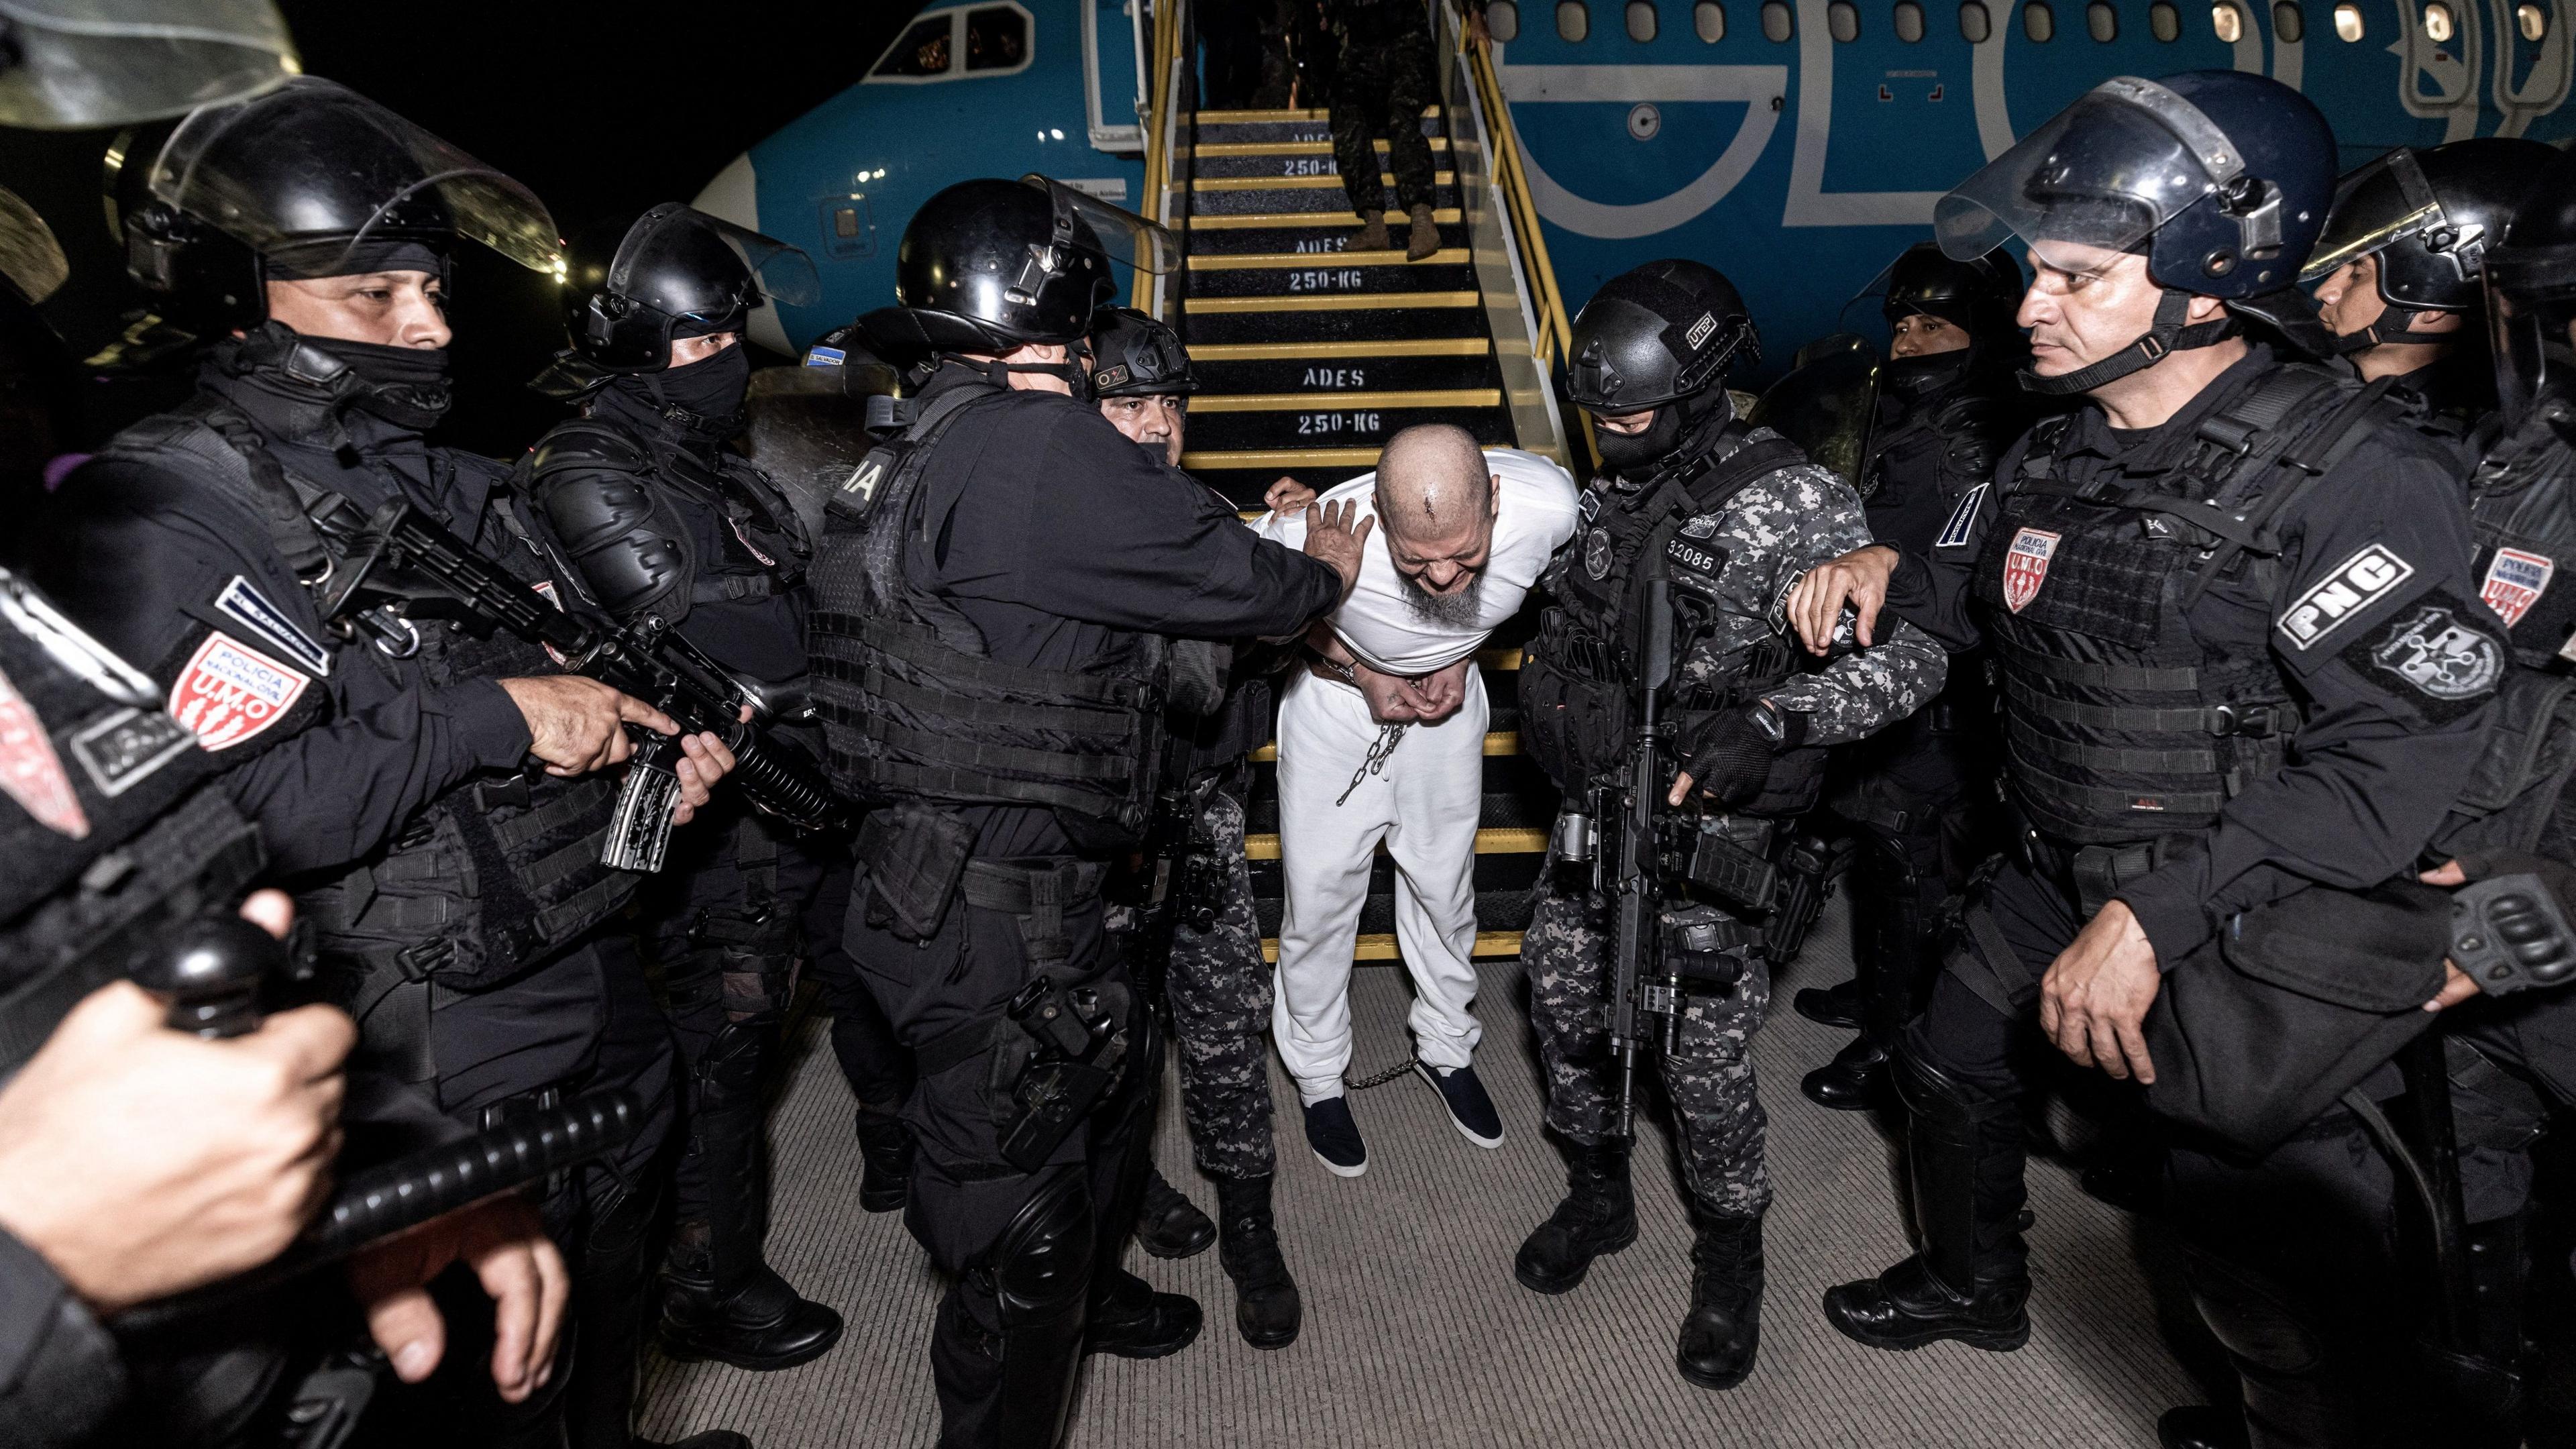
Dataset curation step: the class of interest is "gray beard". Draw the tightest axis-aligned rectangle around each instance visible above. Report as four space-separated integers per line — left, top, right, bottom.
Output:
1397 568 1485 628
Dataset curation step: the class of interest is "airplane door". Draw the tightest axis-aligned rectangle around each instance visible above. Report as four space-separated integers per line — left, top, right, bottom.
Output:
1085 0 1147 153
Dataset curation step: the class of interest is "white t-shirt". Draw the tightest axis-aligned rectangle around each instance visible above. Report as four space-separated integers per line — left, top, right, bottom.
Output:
1254 447 1580 674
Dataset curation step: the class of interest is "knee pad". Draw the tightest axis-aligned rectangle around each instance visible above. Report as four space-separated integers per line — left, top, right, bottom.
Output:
989 1170 1097 1328
696 1018 772 1106
1892 1042 2016 1132
2181 1246 2330 1379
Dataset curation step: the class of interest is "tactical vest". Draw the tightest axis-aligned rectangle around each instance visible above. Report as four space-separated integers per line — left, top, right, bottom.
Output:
97 400 641 1081
0 568 264 1079
519 417 812 627
806 380 1167 848
2427 405 2576 855
1520 429 1823 808
1976 364 2396 847
1865 389 2014 517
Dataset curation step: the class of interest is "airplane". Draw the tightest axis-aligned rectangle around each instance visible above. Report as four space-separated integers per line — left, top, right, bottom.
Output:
695 0 2576 383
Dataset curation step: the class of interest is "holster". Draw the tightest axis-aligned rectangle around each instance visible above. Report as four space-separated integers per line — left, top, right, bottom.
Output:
855 800 975 941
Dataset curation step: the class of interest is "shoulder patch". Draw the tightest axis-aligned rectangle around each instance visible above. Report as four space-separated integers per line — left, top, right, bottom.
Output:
1680 513 1720 539
214 576 330 677
168 631 310 752
2341 595 2504 723
2479 547 2555 630
2277 544 2416 651
1935 484 1988 551
0 663 89 839
68 706 193 798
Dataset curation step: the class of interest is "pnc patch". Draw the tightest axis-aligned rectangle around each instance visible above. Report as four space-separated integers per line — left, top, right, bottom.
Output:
168 631 309 752
0 662 87 839
213 576 329 677
2279 544 2415 650
2002 527 2059 613
2480 547 2555 629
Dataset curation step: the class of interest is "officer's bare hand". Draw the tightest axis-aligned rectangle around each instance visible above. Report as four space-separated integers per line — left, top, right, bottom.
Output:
1265 475 1318 515
1786 545 1900 656
2038 900 2161 1082
0 892 350 1311
500 676 682 777
348 1193 568 1402
1303 497 1376 605
667 706 748 828
2417 858 2490 1012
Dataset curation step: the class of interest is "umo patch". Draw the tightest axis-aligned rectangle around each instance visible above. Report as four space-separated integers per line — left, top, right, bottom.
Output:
2480 548 2555 629
1935 483 1987 551
168 631 309 751
68 706 191 798
2002 527 2059 613
214 576 329 677
2354 601 2505 720
2278 544 2415 650
0 662 87 839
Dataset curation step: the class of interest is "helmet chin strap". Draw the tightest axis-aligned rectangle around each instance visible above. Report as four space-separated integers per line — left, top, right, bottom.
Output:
947 339 1095 402
2332 304 2452 354
2019 288 2237 397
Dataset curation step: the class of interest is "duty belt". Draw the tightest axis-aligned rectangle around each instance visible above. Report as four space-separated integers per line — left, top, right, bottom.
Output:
2014 819 2175 920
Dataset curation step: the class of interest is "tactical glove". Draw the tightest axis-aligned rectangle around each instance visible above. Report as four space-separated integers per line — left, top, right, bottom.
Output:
2447 849 2576 997
1677 704 1799 810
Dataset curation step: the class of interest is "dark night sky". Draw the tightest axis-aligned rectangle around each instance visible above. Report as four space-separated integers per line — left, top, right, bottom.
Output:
4 1 927 451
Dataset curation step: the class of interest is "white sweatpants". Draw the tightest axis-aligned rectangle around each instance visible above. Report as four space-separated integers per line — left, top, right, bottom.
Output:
1271 665 1489 1105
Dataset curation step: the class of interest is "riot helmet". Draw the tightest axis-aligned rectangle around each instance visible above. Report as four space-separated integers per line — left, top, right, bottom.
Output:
0 0 294 129
856 175 1176 396
561 203 817 373
122 76 560 333
2302 138 2555 351
2480 147 2576 430
1089 306 1196 397
1881 241 2023 337
1566 258 1758 415
1935 72 2336 394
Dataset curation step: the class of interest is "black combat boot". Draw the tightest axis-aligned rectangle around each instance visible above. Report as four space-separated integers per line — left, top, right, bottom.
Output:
1799 1034 1887 1111
1216 1174 1302 1348
1821 1052 2031 1352
1515 1138 1638 1294
1135 1166 1218 1259
854 1104 912 1214
2155 1406 2249 1449
1083 1267 1203 1360
660 1218 847 1372
1676 1209 1765 1391
1792 977 1863 1028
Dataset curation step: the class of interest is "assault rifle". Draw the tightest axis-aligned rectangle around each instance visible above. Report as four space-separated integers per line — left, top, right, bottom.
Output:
1562 574 1770 1138
308 496 851 871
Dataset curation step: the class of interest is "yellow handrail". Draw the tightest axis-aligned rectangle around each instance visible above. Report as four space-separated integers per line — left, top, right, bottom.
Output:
1137 0 1187 309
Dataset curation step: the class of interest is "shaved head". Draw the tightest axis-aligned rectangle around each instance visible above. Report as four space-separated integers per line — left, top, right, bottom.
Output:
1373 424 1500 609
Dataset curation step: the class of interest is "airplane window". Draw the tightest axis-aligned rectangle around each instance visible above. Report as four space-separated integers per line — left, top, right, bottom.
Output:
1559 0 1591 40
2024 0 2055 36
873 16 952 76
1960 0 1993 39
965 7 1027 70
1696 0 1728 37
2088 0 2118 36
2520 0 2547 38
1491 0 1523 38
1762 0 1795 38
2332 0 2363 33
1830 0 1862 38
1896 0 1927 38
2151 0 2182 34
1629 0 1660 38
2272 1 2303 38
2423 0 2454 38
2212 1 2241 38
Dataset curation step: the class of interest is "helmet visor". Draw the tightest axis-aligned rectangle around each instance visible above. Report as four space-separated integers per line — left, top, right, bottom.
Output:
606 207 820 329
1021 174 1178 274
0 186 68 303
1935 76 2243 266
0 0 294 129
149 75 560 276
2299 148 2444 286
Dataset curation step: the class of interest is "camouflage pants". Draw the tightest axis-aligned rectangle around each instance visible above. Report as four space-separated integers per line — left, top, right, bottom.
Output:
1166 779 1279 1180
1330 25 1440 217
1522 820 1774 1217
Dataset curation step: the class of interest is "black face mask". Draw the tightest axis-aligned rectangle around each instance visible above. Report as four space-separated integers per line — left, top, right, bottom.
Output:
1882 350 1973 400
639 343 751 435
303 335 453 429
1593 402 1686 472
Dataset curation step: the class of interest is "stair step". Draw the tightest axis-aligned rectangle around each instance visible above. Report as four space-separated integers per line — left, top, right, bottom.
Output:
1189 258 1478 299
1195 387 1501 413
1195 351 1496 394
1244 826 1548 861
1189 107 1442 148
1179 292 1487 347
1185 136 1452 180
1189 207 1462 235
1258 931 1523 965
1191 174 1459 216
1185 221 1469 257
1185 400 1513 454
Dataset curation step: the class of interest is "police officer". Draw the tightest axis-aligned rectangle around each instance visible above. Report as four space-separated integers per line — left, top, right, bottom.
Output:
1794 241 2025 1110
1325 0 1478 260
2304 137 2556 437
518 204 850 1373
1090 304 1308 1348
33 80 745 1449
808 176 1360 1446
1513 258 1948 1391
1787 76 2503 1398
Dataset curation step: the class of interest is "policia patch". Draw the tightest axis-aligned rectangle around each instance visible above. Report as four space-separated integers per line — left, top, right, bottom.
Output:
2341 592 2506 724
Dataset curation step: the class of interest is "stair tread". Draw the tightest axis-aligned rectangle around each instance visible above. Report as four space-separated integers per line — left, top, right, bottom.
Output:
1189 208 1463 231
1258 931 1523 964
1189 248 1470 269
1185 136 1453 157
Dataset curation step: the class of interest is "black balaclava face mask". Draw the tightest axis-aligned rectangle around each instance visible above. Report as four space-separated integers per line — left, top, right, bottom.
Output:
636 341 751 436
1593 385 1729 475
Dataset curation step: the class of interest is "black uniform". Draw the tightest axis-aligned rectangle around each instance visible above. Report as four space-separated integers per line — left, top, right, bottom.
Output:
1326 0 1442 220
36 329 678 1448
811 360 1338 1446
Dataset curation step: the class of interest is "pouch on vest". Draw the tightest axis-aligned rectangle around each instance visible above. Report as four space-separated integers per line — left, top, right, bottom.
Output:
2430 667 2576 858
855 799 975 941
2143 878 2449 1155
